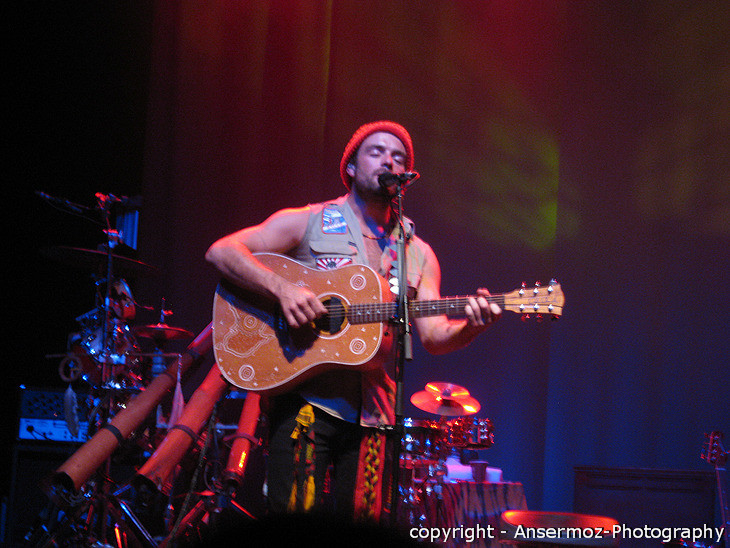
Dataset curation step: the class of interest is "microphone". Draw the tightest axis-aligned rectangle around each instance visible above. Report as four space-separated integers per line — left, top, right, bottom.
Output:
377 171 420 189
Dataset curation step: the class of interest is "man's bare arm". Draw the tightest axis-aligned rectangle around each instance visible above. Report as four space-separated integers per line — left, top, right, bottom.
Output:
205 207 327 327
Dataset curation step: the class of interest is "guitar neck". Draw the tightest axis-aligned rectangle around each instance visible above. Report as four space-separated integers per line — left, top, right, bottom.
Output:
345 295 506 324
702 431 729 545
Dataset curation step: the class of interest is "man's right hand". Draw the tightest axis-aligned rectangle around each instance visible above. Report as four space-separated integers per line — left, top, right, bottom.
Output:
275 281 328 328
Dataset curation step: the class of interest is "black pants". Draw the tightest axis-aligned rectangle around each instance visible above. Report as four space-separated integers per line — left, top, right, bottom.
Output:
266 395 363 517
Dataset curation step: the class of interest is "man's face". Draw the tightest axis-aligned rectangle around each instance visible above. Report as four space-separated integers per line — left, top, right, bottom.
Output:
347 131 408 197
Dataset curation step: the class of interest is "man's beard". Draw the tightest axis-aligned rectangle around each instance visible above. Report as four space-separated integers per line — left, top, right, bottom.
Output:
355 180 395 204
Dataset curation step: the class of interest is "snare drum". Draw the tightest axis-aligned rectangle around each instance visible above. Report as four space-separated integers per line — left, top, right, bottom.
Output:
446 417 494 449
401 418 448 465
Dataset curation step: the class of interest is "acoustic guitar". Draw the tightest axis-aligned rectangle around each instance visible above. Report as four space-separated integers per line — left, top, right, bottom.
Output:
213 253 564 393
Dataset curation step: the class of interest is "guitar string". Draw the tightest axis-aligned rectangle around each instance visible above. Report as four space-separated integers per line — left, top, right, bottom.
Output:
322 295 511 323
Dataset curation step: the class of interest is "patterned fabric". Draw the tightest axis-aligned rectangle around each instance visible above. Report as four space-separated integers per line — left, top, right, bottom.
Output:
315 256 353 270
422 481 528 547
287 404 317 512
353 429 388 522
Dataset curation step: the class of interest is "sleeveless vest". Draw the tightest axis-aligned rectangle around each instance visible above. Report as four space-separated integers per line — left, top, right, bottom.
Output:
287 195 428 427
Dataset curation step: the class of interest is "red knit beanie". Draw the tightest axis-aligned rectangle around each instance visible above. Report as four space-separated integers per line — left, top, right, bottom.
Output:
340 121 414 189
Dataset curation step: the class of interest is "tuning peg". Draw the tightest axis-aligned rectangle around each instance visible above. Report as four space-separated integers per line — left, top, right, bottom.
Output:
536 314 543 322
521 314 530 322
551 314 560 321
533 281 541 295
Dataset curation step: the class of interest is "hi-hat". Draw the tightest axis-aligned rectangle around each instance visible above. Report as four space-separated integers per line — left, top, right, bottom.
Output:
133 323 193 342
41 246 159 278
411 382 481 417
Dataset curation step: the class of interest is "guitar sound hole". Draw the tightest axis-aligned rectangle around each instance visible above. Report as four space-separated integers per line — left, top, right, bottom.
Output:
313 296 346 335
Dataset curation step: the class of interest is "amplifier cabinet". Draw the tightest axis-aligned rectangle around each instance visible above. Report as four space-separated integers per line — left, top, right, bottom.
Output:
574 466 716 548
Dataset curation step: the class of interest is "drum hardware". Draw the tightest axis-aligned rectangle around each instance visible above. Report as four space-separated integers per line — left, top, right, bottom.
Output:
424 381 471 398
134 324 195 342
31 190 171 546
63 317 145 388
398 382 496 530
134 299 194 379
400 417 449 467
446 416 495 449
410 381 481 417
40 245 159 279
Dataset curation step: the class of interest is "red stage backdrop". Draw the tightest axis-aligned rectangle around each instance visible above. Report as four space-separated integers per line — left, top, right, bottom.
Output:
11 0 730 516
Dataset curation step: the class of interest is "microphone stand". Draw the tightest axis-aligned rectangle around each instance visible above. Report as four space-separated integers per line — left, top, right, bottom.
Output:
389 181 413 528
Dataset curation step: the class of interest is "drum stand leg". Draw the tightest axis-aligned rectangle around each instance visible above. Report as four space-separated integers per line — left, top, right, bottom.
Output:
158 391 261 546
24 327 214 547
24 470 157 548
23 402 159 547
158 486 257 548
397 464 427 529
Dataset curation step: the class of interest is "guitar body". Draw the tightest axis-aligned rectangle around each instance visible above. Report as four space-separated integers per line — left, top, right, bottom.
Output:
213 253 390 393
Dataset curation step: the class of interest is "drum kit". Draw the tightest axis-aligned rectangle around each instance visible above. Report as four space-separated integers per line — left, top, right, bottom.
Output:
38 192 194 436
404 382 494 466
46 246 193 393
399 382 495 528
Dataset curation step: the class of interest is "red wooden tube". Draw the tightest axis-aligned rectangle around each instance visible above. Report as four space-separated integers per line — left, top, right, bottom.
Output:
135 363 229 494
50 323 213 495
222 391 261 488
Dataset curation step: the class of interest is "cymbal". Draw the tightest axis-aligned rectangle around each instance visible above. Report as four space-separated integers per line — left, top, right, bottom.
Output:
133 323 193 341
424 382 471 399
41 246 158 277
410 390 481 417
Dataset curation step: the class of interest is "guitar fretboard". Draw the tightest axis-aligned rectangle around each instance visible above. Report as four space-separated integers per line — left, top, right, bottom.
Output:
329 295 507 324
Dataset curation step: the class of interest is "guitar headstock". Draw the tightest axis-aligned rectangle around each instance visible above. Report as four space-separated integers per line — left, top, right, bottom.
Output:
702 431 728 467
503 279 565 320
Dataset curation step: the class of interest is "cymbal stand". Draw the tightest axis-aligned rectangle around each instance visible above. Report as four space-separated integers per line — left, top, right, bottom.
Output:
92 193 125 543
30 194 156 547
151 299 174 378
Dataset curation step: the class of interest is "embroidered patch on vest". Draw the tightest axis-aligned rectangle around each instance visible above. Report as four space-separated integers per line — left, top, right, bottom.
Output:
316 257 353 270
322 206 348 234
